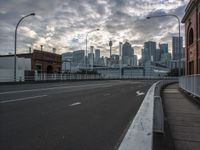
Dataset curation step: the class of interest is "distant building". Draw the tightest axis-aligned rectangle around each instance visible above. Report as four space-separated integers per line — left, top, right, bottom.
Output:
122 42 134 66
61 52 73 72
155 49 161 62
122 42 134 57
0 56 31 82
133 55 138 66
182 0 200 74
72 50 84 65
110 54 119 67
160 53 171 67
159 43 168 54
141 41 156 65
0 49 62 81
62 52 73 61
88 52 94 69
95 49 100 64
172 36 183 60
16 49 61 73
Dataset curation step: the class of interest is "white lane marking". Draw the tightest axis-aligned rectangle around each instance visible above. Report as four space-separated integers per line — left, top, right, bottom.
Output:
0 83 112 95
136 90 145 96
0 95 48 104
104 93 111 96
69 102 81 106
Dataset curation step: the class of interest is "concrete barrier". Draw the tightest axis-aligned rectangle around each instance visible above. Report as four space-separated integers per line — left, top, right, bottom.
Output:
118 80 177 150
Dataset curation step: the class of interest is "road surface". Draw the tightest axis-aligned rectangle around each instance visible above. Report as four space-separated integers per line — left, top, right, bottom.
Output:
0 80 154 150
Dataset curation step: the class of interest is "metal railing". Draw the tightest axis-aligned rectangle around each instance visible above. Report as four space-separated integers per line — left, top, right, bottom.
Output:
32 73 177 81
179 74 200 98
0 73 178 82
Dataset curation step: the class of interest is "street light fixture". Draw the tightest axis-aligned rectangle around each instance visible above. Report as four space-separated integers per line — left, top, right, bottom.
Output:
146 14 181 76
85 28 99 75
14 13 35 82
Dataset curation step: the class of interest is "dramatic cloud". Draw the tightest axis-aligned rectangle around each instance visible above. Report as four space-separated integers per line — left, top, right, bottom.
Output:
0 0 189 58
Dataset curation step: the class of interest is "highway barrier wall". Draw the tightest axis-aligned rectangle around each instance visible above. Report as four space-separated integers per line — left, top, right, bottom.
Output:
118 80 177 150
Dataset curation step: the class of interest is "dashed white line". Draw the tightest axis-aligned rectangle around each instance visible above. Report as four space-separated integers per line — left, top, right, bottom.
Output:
69 102 81 107
0 95 48 104
104 93 111 96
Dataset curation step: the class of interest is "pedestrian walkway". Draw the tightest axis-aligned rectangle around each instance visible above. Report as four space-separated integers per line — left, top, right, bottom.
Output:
163 83 200 150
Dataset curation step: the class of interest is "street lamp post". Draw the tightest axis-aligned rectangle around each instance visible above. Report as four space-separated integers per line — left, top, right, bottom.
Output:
147 14 181 76
14 13 35 82
85 29 99 75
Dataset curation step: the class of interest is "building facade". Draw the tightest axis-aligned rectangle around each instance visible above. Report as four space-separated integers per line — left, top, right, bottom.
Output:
172 36 183 60
141 41 156 65
95 49 100 64
122 42 134 66
72 50 85 65
182 0 200 74
16 50 61 73
159 43 168 54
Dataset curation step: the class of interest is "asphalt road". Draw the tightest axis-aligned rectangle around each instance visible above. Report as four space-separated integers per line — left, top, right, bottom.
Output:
0 80 154 150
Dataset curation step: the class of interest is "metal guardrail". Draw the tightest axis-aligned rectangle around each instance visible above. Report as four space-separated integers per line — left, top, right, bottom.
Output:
179 74 200 98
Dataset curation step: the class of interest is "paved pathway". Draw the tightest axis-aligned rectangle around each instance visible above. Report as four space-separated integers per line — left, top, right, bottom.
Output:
163 83 200 150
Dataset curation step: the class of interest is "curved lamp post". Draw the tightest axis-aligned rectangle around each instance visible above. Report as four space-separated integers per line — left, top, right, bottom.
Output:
85 28 99 75
14 13 35 82
147 14 181 76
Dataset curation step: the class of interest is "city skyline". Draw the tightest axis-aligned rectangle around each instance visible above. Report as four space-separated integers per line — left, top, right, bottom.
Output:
0 0 189 58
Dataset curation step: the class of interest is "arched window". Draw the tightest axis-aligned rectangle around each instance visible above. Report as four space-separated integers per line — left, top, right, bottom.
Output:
199 13 200 37
189 28 194 46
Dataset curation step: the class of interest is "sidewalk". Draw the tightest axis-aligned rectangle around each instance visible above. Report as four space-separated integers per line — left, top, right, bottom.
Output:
162 83 200 150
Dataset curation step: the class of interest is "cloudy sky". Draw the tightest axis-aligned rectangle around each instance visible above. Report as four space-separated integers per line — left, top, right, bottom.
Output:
0 0 189 58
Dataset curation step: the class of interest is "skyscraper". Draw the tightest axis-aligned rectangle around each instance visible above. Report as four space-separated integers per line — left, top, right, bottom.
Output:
159 43 168 54
95 49 100 64
122 42 134 66
72 50 85 65
144 41 156 62
122 42 134 57
155 49 161 62
172 36 183 60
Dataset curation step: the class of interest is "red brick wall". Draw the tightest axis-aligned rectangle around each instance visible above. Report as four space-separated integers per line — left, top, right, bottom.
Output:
32 50 61 73
184 0 200 74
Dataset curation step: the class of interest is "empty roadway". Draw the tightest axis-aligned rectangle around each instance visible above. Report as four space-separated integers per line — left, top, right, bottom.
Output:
0 80 154 150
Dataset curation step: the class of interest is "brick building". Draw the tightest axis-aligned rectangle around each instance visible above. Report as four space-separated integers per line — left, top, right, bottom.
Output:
182 0 200 75
17 49 62 73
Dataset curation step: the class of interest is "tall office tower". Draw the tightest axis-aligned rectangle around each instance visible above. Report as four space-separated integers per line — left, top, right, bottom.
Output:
122 41 134 66
144 41 156 62
72 50 85 65
95 49 100 64
156 49 161 62
109 40 112 58
122 42 134 56
88 52 94 68
159 43 168 55
90 46 94 53
133 55 138 66
172 36 183 60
